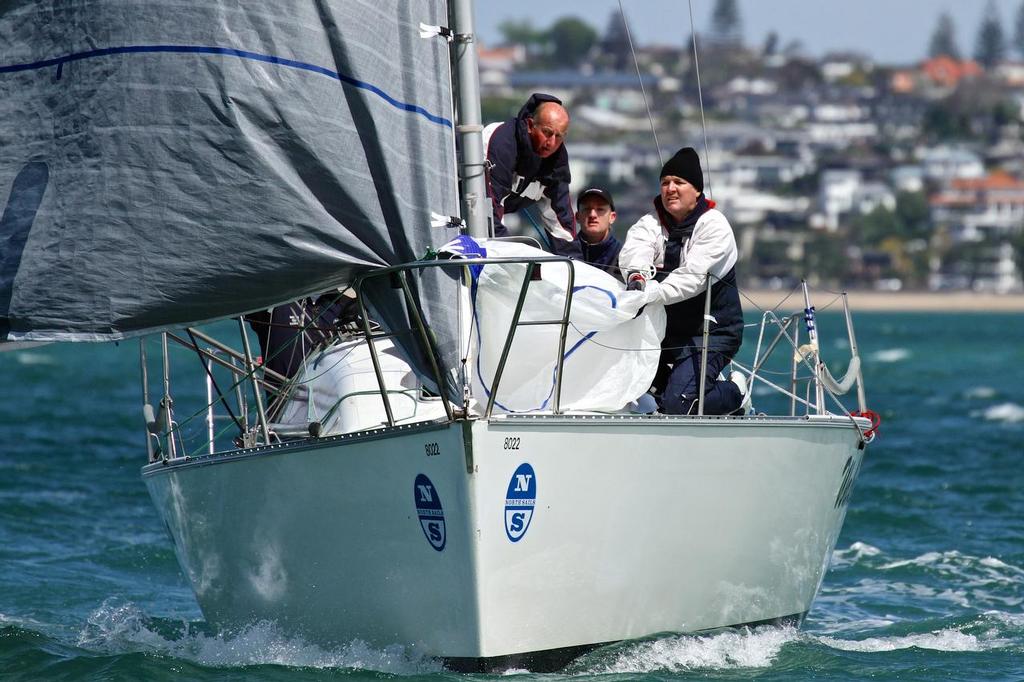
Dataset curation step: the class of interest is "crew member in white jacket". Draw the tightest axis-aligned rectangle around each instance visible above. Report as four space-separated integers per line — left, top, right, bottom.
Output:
619 147 748 415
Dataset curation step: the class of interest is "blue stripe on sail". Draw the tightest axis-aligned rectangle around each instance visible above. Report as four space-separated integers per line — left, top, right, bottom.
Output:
0 44 453 128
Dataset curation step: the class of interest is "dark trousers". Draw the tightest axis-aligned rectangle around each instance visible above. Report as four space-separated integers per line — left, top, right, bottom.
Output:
657 348 742 416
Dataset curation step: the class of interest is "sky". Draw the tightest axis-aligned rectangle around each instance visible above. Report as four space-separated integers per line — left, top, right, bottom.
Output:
475 0 1023 66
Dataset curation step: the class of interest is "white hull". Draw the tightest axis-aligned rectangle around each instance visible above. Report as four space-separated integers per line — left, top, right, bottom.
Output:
143 414 866 666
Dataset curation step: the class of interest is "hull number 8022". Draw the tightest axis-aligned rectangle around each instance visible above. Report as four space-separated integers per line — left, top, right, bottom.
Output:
503 437 520 451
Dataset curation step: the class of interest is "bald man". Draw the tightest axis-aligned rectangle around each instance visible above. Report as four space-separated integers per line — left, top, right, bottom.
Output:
482 93 578 255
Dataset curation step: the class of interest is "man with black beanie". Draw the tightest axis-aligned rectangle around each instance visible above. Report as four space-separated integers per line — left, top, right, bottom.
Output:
618 146 749 415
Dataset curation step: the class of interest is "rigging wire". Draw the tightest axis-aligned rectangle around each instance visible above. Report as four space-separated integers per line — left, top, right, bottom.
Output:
687 0 713 198
157 288 358 450
617 0 662 165
186 328 244 433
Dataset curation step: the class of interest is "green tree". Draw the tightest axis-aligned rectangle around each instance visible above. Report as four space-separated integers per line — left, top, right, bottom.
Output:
853 205 901 247
710 0 742 45
497 19 546 58
974 0 1006 67
1011 229 1024 283
928 12 960 59
546 16 598 67
804 233 850 285
600 11 633 70
894 191 930 241
921 104 970 141
480 96 523 124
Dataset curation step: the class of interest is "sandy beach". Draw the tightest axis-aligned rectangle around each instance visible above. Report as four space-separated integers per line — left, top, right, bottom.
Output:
740 289 1024 313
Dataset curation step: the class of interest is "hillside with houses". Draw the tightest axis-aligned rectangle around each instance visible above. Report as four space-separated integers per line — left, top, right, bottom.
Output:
479 1 1024 294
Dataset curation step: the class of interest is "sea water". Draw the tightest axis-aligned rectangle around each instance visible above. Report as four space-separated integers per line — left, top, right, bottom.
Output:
2 311 1023 680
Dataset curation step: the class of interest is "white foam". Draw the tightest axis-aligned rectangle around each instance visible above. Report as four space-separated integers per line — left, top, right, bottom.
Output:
980 557 1024 574
875 550 1024 607
597 626 800 673
0 612 47 627
818 626 1011 653
878 549 1022 577
870 348 910 363
880 550 950 570
979 403 1024 423
831 541 882 567
77 600 443 674
13 352 58 366
965 386 996 399
987 610 1024 627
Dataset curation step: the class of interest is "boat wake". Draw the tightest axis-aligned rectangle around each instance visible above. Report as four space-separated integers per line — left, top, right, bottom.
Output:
4 600 1024 677
578 625 801 673
74 599 444 674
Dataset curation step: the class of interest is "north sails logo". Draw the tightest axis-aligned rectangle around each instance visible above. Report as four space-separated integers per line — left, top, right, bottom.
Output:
414 473 446 551
504 463 537 542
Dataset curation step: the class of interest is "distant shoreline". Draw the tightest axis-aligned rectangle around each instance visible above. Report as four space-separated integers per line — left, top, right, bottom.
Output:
740 289 1024 313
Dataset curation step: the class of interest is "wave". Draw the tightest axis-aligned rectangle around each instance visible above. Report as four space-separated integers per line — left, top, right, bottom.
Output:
834 545 1024 582
869 348 910 363
964 386 997 399
820 545 1024 620
75 599 443 674
12 351 58 366
830 541 882 568
818 627 1000 653
975 403 1024 423
586 625 800 673
880 550 1024 582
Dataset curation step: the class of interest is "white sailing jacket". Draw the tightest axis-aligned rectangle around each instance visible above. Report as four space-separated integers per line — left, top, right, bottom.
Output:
619 208 738 306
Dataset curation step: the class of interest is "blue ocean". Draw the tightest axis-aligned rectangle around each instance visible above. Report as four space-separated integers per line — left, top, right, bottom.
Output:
2 310 1023 680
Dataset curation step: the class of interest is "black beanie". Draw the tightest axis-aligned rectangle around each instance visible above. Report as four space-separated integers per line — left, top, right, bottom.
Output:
660 147 703 193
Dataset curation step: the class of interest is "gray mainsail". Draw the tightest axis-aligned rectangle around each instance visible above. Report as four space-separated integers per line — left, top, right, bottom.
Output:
0 1 458 343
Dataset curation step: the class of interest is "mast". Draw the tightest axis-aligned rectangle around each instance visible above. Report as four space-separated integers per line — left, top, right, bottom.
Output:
450 0 490 239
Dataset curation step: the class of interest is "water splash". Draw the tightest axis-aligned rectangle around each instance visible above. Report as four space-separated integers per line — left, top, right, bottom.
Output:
592 626 800 673
76 599 443 674
831 541 882 568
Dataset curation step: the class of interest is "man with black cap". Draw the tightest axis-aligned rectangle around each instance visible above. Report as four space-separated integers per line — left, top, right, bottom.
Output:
483 93 578 256
574 187 623 278
619 146 749 416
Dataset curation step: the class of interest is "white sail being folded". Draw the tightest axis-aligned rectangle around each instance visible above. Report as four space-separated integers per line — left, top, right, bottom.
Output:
469 241 665 413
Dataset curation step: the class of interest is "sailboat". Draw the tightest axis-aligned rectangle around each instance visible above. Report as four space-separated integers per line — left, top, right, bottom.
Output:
0 0 875 672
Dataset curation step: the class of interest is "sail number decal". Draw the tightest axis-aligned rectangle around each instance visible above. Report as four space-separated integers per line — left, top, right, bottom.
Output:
424 442 440 456
414 474 446 551
504 462 536 543
503 437 520 450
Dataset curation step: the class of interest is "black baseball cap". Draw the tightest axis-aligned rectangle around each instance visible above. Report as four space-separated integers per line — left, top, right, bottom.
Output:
576 187 615 211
